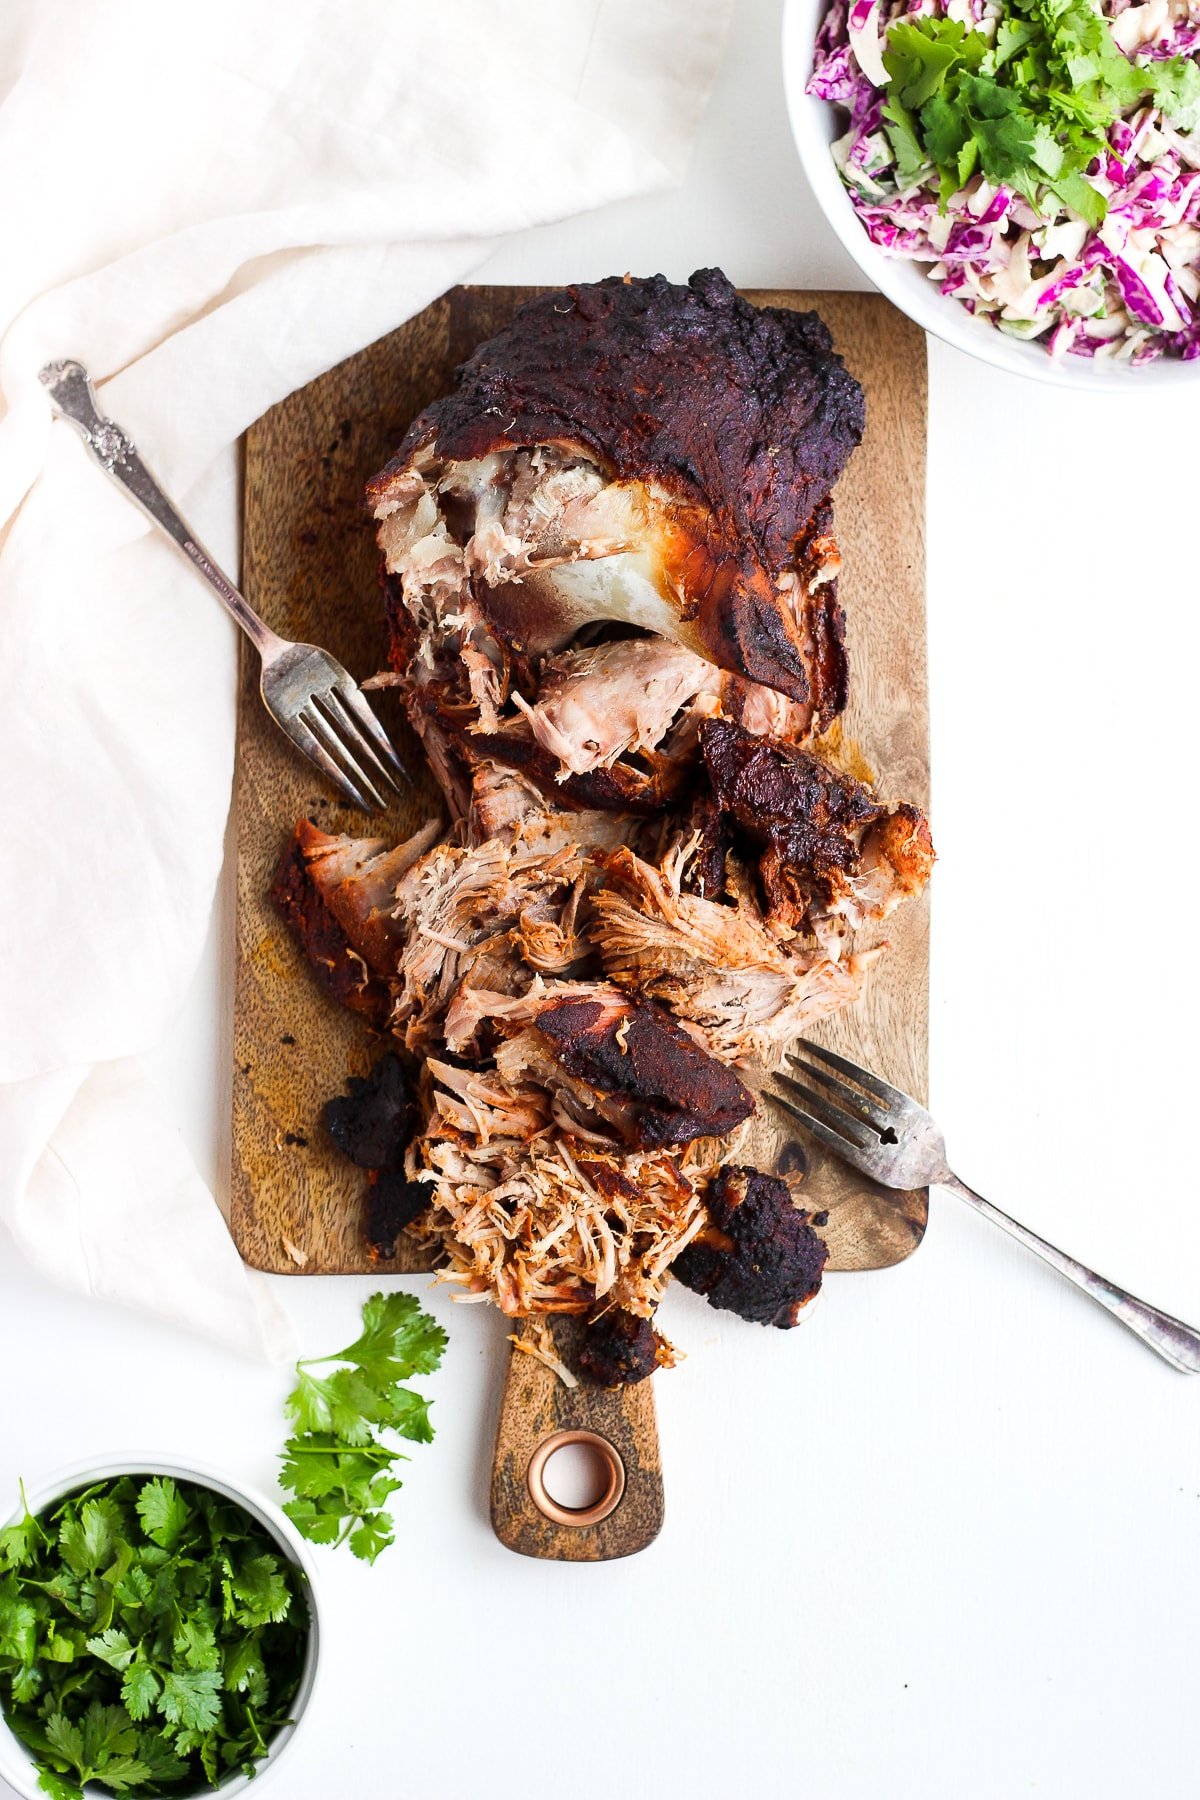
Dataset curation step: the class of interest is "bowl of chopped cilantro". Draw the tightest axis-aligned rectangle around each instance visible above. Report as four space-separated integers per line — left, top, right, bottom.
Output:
0 1460 319 1800
785 0 1200 380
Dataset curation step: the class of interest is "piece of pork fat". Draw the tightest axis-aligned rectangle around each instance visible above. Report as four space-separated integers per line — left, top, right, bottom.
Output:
445 979 755 1149
591 840 872 1068
408 1084 720 1316
368 271 862 729
269 817 442 1024
699 718 935 939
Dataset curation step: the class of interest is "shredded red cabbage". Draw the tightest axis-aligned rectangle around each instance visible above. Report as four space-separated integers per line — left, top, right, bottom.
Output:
808 0 1200 362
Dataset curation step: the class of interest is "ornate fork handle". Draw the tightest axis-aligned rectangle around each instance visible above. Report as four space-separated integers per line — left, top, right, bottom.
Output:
942 1172 1200 1374
38 360 279 655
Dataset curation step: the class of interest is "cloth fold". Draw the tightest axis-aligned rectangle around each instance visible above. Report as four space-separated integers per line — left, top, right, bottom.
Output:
0 0 731 1358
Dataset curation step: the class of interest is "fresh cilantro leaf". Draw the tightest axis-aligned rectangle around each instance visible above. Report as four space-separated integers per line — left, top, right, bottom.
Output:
43 1711 85 1772
223 1633 266 1694
135 1477 191 1551
135 1731 190 1784
1152 54 1200 128
83 1626 134 1670
58 1500 120 1577
0 1487 48 1571
120 1661 160 1721
0 1589 38 1662
174 1608 220 1671
44 1627 80 1663
335 1289 449 1381
157 1666 224 1732
229 1554 291 1626
34 1771 82 1800
1049 167 1107 226
279 1291 445 1560
280 1494 350 1544
10 1661 43 1702
89 1756 151 1794
882 96 929 188
348 1512 395 1564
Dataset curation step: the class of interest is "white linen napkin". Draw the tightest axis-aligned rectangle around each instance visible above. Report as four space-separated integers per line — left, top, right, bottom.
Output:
0 0 731 1358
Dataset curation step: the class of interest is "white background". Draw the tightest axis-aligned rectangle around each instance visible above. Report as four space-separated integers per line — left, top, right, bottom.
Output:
3 0 1199 1795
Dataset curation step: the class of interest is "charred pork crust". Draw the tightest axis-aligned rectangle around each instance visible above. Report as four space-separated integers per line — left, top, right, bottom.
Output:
673 1165 828 1327
578 1308 672 1387
531 991 755 1148
269 827 392 1028
322 1054 430 1259
323 1053 410 1170
701 716 878 882
364 1168 431 1260
370 269 862 716
699 717 933 930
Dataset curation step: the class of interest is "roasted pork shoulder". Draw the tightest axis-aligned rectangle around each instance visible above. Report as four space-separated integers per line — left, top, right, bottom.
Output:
267 271 935 1377
369 270 862 763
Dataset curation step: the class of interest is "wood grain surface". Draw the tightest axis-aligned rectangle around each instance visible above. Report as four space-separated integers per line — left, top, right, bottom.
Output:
233 284 928 1560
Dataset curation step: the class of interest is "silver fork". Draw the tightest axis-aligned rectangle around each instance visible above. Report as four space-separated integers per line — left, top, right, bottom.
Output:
769 1041 1200 1374
38 359 408 813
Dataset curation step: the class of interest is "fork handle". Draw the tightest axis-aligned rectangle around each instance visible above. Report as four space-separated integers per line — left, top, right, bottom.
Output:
942 1173 1200 1374
38 360 280 657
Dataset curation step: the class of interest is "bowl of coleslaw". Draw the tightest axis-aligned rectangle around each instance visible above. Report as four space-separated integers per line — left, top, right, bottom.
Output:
784 0 1200 384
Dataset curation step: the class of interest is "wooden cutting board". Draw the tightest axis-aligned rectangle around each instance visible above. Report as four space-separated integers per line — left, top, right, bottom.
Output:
232 285 929 1559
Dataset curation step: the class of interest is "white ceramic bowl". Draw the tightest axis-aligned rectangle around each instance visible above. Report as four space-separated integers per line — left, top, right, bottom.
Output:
782 0 1200 389
0 1457 321 1800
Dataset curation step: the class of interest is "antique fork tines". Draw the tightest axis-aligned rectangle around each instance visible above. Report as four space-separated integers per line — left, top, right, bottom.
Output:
769 1040 1200 1374
38 359 408 813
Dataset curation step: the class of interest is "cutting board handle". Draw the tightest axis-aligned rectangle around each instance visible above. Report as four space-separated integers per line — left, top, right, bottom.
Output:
490 1316 664 1561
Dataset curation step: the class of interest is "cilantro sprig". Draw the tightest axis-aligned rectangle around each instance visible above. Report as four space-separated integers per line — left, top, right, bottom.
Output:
0 1476 308 1798
879 0 1200 225
278 1291 447 1564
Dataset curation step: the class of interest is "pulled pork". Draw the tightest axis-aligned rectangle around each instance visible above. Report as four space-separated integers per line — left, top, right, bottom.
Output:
269 271 934 1379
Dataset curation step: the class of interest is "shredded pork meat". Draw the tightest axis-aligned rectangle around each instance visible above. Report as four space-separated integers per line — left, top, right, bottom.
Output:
592 840 874 1068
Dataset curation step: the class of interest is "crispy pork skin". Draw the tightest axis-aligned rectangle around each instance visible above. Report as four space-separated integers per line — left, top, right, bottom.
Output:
483 981 756 1149
700 718 935 935
578 1308 674 1387
673 1165 828 1327
369 270 861 727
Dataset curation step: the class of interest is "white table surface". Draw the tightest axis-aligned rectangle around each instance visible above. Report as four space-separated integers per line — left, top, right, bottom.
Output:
4 1 1199 1795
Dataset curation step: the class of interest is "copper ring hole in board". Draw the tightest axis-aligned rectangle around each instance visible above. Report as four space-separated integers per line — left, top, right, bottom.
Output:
526 1429 626 1528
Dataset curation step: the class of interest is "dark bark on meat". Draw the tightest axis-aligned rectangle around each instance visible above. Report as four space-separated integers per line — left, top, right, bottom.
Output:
371 270 862 716
322 1055 428 1258
365 1168 431 1260
578 1308 671 1386
269 830 392 1028
323 1053 410 1170
701 718 880 929
534 992 754 1148
673 1165 828 1327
